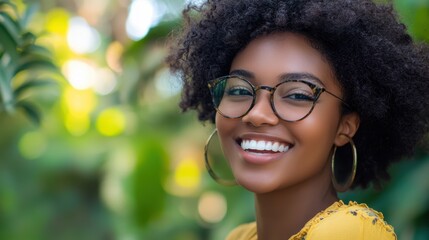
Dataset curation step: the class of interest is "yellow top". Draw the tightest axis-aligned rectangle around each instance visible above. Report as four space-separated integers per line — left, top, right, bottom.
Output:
225 201 397 240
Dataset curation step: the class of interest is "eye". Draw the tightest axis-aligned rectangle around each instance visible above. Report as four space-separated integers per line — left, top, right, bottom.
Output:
284 92 315 101
226 86 253 96
275 80 318 102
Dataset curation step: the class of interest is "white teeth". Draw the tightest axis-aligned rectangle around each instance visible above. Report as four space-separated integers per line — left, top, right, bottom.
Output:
250 140 257 149
265 142 272 151
256 141 265 150
272 142 279 152
240 139 289 153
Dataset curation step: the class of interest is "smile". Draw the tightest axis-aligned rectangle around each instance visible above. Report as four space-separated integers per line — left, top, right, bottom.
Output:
240 139 290 153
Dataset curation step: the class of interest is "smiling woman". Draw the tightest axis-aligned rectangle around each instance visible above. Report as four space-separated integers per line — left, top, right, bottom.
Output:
216 32 355 196
167 0 429 239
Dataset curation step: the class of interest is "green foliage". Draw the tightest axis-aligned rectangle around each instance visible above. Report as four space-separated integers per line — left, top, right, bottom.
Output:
394 0 429 42
0 0 428 240
341 155 429 239
0 0 60 124
129 138 169 227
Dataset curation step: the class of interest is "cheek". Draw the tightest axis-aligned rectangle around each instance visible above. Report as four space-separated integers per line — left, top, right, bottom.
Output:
215 114 238 154
292 107 341 158
215 114 230 138
302 112 338 138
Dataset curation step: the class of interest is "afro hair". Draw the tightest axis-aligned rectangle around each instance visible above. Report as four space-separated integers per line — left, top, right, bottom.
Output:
167 0 429 189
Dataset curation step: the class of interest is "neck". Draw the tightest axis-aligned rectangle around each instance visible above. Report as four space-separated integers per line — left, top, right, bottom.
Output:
254 167 338 240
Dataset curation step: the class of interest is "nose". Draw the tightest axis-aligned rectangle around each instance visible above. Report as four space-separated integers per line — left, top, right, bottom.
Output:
242 90 279 127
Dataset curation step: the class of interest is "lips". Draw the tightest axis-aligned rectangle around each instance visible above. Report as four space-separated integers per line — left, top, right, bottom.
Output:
241 139 290 153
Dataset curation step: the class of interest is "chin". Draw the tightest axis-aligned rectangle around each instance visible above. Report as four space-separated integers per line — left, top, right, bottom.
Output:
235 176 282 194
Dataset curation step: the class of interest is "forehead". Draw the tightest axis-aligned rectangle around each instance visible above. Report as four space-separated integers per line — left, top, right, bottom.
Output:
230 32 338 88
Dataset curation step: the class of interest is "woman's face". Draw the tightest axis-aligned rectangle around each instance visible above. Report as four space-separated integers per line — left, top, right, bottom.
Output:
215 32 357 193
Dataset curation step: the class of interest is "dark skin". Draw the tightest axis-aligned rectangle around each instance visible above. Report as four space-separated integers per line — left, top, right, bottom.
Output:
216 32 360 239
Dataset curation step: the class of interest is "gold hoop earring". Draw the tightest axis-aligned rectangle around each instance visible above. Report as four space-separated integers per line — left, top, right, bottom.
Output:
331 135 357 192
204 129 237 186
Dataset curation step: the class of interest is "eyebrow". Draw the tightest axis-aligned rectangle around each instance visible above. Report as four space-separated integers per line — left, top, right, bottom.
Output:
229 69 325 86
229 69 254 79
280 73 325 86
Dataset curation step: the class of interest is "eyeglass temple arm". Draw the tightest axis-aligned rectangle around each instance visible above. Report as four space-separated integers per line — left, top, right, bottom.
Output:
323 89 352 110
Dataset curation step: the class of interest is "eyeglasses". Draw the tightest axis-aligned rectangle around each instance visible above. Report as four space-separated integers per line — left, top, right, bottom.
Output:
208 75 350 122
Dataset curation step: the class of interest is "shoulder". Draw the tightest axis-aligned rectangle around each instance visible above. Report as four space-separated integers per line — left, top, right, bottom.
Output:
225 222 257 240
305 201 397 240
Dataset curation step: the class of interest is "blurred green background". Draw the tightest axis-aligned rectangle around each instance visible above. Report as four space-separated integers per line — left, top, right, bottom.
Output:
0 0 428 239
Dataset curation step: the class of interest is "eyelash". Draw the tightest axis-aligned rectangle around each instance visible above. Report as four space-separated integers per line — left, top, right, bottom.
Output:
284 93 315 101
226 87 252 96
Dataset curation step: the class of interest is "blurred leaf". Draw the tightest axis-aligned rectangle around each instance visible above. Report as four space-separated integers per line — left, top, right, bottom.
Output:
20 32 36 47
381 157 429 228
129 137 169 227
16 100 40 125
19 2 38 28
0 1 15 7
394 0 429 42
13 78 55 97
0 0 13 5
21 44 52 58
0 24 18 64
0 67 14 112
0 0 59 122
0 12 21 45
412 4 429 42
13 57 59 76
0 0 18 18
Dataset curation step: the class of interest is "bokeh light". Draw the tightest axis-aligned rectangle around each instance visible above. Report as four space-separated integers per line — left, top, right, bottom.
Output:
67 17 101 54
155 69 182 98
63 60 96 90
63 60 116 94
96 108 126 136
45 8 70 36
198 191 227 224
19 131 47 159
61 87 97 136
126 0 158 40
174 158 201 191
93 68 117 95
106 41 124 73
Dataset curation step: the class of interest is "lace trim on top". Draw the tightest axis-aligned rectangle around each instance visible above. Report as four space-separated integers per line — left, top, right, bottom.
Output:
226 200 397 240
289 200 396 239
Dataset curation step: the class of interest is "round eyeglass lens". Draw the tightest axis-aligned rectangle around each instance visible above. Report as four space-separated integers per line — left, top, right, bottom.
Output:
272 81 316 121
211 76 254 118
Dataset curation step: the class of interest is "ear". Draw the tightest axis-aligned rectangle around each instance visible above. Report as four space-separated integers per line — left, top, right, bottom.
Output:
334 112 360 147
